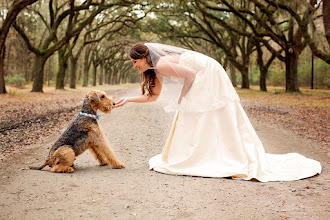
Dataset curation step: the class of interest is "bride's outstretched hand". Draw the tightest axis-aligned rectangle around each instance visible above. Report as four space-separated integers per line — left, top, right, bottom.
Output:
114 97 128 108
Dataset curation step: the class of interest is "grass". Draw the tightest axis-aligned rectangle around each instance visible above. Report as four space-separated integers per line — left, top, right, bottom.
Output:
0 83 131 106
2 83 128 96
2 83 329 110
236 86 330 109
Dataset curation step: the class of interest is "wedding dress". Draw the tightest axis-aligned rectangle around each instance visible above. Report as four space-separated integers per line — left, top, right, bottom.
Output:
146 43 322 182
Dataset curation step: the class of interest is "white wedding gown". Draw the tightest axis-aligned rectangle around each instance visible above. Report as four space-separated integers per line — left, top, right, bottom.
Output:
149 51 322 182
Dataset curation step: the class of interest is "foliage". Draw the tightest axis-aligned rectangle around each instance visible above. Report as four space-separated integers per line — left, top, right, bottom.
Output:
5 74 26 88
267 68 286 87
0 0 329 92
298 59 330 88
249 65 260 85
239 64 290 87
237 86 330 109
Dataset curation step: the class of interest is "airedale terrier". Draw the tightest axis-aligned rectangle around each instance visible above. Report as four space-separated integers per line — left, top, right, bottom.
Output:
29 90 125 173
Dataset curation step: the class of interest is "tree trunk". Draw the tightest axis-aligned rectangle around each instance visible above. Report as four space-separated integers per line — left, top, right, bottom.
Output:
107 73 111 84
83 64 89 87
285 52 299 92
70 56 77 89
92 64 97 86
241 66 249 89
112 67 118 84
83 49 91 87
323 0 330 46
237 38 252 89
256 44 267 92
0 0 39 94
116 70 121 84
104 67 109 84
46 56 51 86
56 47 68 89
110 70 114 85
5 38 12 74
259 68 267 92
109 66 114 84
229 63 237 87
99 61 104 85
0 46 6 93
31 55 47 92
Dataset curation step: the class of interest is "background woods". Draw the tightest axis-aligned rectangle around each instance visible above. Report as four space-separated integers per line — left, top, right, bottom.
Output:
0 0 329 94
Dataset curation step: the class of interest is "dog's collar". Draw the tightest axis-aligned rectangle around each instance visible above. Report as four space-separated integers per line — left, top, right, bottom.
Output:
79 112 99 120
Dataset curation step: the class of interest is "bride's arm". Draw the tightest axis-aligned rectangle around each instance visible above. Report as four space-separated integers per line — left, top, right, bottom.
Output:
115 76 163 107
156 60 195 103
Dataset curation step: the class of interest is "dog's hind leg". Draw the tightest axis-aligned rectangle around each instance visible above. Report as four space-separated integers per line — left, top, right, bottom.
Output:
51 165 74 173
50 147 75 173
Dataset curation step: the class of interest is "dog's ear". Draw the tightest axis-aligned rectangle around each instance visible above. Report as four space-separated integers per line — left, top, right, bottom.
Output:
89 92 100 102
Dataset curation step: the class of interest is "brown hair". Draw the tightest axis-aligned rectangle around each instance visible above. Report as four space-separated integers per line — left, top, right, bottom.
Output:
130 42 155 96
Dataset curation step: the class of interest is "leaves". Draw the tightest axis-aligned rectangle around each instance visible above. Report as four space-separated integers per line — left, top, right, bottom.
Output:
0 86 128 161
239 88 330 150
0 90 84 161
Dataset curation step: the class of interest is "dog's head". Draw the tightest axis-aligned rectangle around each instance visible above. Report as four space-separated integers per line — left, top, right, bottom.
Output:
87 90 115 113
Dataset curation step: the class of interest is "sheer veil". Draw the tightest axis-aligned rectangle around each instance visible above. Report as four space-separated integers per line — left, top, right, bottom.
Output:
145 43 187 67
144 42 240 113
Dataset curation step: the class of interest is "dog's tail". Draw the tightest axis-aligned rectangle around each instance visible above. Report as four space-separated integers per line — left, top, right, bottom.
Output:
29 159 49 170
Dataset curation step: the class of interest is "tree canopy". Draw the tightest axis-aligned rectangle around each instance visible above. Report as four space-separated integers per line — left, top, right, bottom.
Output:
0 0 328 94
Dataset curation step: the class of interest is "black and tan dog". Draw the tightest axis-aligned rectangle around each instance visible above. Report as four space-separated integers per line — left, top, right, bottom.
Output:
29 90 125 173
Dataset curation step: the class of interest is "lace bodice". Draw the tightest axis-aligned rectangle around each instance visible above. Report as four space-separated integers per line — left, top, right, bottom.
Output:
145 43 240 112
164 51 240 113
179 51 208 73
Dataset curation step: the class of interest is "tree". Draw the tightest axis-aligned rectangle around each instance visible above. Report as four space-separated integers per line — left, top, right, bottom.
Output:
56 3 144 89
216 0 325 92
0 0 39 94
265 0 329 64
324 0 330 46
255 41 276 91
191 0 255 89
142 0 327 91
102 43 131 84
141 1 254 88
13 0 134 92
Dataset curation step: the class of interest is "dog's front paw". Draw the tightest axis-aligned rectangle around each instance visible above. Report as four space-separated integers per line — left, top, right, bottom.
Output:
113 162 125 169
99 162 109 166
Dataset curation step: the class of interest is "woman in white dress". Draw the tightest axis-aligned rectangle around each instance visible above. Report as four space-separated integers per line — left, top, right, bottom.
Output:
115 42 321 182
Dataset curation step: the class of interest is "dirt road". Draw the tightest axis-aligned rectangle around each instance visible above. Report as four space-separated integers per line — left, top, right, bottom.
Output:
0 85 329 220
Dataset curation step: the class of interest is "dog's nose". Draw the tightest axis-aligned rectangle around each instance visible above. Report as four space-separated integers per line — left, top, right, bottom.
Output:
112 102 116 106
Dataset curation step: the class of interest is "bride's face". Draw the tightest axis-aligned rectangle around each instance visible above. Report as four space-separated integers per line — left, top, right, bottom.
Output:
131 57 148 73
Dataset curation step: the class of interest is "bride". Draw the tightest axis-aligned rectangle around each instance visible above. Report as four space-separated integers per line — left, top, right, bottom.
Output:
114 42 321 182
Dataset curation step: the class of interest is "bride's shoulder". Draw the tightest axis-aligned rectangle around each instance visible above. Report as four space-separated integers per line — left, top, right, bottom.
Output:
158 54 180 64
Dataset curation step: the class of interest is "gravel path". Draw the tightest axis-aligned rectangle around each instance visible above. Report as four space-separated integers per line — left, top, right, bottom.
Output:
0 85 329 220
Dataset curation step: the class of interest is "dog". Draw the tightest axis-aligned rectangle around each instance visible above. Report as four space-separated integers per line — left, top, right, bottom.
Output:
29 90 125 173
